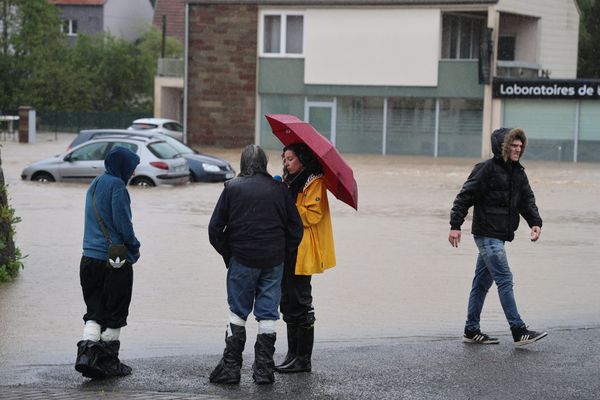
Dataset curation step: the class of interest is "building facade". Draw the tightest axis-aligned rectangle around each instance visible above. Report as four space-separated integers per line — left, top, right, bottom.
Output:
49 0 154 44
153 0 185 122
184 0 599 161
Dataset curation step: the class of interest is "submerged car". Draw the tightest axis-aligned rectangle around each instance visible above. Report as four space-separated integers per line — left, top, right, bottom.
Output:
127 118 184 141
68 129 235 182
22 135 189 186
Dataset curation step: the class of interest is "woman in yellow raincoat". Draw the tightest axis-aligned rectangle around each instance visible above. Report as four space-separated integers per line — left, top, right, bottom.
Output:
275 143 336 374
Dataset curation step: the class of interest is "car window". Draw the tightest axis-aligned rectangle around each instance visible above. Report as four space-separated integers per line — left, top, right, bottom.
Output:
110 142 138 153
162 136 193 154
130 123 158 130
147 141 180 159
70 142 110 161
164 122 183 132
69 132 94 149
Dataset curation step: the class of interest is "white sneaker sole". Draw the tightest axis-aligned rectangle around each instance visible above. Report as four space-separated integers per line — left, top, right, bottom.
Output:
514 332 548 346
462 337 500 344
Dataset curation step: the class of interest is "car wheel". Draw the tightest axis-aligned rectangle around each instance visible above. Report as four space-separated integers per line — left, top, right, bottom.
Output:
189 170 198 182
32 172 55 182
131 176 155 187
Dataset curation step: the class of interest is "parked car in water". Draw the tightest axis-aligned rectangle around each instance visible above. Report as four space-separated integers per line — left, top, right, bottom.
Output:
22 135 189 187
68 129 236 182
127 118 184 141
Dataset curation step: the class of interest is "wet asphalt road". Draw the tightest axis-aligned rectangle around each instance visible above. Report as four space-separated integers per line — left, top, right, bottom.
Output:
1 326 599 399
1 134 600 398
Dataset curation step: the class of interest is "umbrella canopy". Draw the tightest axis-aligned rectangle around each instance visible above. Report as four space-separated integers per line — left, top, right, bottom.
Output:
265 114 358 210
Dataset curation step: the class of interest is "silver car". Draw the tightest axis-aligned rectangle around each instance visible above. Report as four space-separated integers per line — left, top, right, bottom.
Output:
21 135 189 186
127 118 184 141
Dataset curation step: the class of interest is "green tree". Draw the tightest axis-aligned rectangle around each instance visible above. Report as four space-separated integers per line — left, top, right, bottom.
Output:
65 33 154 112
0 1 174 114
137 26 184 60
8 0 67 111
578 0 600 78
0 148 23 282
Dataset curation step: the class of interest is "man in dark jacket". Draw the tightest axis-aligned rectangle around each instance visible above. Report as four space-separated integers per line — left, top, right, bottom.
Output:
208 144 303 385
75 146 141 379
449 128 547 346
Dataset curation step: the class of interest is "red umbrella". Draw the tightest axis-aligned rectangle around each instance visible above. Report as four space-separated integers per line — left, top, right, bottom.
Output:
265 114 358 210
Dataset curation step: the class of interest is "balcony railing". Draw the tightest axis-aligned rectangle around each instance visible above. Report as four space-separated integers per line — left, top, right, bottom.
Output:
157 58 184 77
496 60 542 79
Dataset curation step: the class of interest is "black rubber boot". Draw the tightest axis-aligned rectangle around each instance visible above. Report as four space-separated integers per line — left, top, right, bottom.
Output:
275 324 313 373
252 333 277 385
75 340 106 379
209 324 246 384
274 323 298 370
100 340 132 377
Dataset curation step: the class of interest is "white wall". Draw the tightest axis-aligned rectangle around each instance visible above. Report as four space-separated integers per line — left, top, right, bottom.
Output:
497 0 579 78
304 9 440 87
104 0 154 41
499 14 539 65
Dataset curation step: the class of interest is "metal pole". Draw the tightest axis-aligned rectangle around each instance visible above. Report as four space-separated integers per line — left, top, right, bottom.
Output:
183 5 188 144
434 98 440 158
161 15 166 59
573 99 580 163
382 98 388 155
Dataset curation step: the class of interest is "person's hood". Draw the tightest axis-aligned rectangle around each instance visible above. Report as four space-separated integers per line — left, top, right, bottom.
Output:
490 128 527 162
104 147 140 184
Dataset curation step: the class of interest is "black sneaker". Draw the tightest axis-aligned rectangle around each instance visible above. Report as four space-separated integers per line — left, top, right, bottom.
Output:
511 325 548 346
462 328 500 344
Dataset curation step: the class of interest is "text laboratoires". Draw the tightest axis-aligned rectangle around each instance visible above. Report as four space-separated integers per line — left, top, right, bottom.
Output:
498 83 600 97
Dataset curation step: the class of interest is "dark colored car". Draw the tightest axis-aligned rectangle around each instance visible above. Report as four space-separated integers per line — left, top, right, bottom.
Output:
68 129 235 182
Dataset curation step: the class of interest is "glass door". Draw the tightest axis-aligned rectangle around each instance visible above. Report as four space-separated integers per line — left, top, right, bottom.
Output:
305 98 336 145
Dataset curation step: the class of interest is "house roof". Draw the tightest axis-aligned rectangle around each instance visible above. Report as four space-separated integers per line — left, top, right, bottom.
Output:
154 0 185 44
48 0 106 5
186 0 497 5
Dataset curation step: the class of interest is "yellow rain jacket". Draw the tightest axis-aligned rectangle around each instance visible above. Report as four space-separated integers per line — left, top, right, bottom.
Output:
294 175 336 275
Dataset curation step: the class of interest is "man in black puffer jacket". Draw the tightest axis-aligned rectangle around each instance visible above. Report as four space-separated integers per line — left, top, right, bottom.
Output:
208 144 303 385
449 128 547 347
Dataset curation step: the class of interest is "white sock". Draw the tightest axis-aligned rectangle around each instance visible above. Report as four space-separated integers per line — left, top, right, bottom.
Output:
258 320 276 334
229 311 246 327
82 320 101 341
100 327 121 342
227 312 245 335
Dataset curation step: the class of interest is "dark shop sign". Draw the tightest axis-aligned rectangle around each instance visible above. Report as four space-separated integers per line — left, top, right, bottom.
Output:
492 78 600 99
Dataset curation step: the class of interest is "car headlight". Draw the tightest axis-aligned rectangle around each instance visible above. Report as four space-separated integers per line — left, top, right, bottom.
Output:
202 163 221 173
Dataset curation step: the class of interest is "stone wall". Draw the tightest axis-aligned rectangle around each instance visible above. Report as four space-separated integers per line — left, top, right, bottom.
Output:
187 4 258 148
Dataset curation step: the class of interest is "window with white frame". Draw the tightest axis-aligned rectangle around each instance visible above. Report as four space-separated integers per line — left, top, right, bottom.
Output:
261 12 303 56
441 14 484 60
62 19 78 36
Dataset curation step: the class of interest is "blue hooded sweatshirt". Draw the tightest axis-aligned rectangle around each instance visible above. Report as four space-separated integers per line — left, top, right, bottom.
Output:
82 147 141 264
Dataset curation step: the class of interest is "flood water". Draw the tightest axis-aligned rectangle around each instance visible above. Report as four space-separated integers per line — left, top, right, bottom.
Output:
1 133 599 368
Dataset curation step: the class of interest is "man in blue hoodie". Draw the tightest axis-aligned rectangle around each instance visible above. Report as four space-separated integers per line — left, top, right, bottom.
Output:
75 146 141 379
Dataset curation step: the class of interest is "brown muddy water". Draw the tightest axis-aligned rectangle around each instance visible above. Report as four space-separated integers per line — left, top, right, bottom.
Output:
0 133 599 366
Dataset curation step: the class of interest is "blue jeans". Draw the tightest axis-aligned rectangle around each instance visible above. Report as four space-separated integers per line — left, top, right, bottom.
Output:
466 236 524 330
227 257 283 322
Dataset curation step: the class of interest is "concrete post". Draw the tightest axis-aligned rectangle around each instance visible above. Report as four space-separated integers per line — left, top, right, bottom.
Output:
17 106 36 144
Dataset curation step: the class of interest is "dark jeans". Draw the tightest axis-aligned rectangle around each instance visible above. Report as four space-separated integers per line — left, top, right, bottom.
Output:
80 256 133 329
280 251 315 325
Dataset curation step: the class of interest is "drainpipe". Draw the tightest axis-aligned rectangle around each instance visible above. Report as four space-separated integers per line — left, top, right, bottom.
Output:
183 3 189 144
